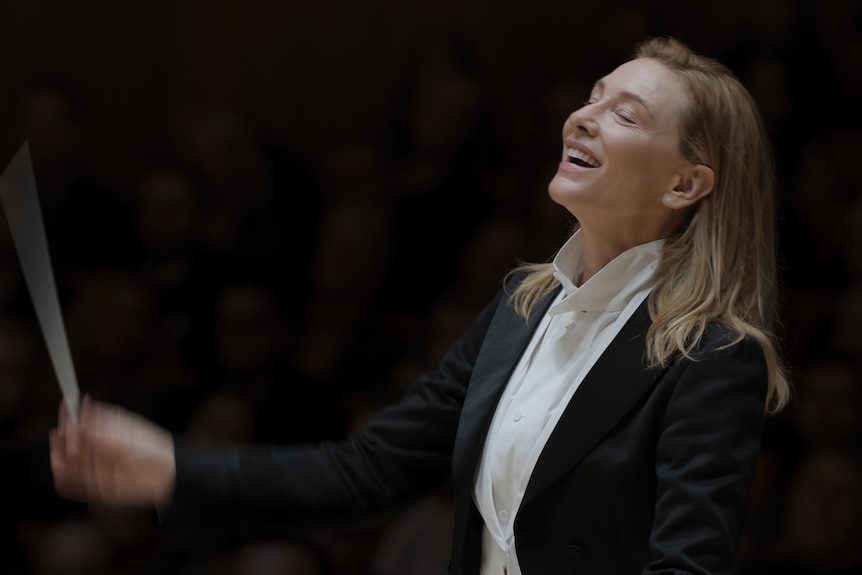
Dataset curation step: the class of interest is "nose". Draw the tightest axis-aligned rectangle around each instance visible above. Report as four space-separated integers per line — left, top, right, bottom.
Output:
565 105 598 136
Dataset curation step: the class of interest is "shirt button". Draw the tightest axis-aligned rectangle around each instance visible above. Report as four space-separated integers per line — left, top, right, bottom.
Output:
512 411 524 422
498 510 509 522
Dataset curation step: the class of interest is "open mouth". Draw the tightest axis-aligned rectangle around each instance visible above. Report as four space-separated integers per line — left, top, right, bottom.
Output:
566 148 600 168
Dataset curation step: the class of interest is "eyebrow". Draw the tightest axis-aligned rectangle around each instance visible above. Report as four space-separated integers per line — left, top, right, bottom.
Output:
593 79 655 120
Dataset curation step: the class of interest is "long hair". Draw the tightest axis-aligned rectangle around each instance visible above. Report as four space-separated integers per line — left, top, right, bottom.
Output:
508 37 790 414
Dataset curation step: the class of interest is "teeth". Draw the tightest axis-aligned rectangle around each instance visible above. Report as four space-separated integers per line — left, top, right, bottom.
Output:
566 148 600 167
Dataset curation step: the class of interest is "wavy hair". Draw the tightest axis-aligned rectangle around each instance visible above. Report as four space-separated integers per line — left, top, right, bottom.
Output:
507 37 790 413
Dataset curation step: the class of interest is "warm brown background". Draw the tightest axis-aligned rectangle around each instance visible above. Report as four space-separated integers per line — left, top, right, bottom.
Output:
1 0 812 189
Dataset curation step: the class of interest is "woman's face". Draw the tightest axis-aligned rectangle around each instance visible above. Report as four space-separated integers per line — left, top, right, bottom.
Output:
548 58 692 235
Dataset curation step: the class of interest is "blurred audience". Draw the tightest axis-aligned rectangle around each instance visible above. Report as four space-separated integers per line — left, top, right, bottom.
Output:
182 389 257 447
232 538 331 575
792 354 862 454
741 448 862 575
1 3 861 573
32 515 116 575
14 74 137 282
371 490 455 575
129 162 220 366
207 275 347 444
379 24 503 316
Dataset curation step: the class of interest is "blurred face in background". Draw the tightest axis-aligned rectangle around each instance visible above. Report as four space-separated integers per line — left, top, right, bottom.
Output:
233 541 327 575
184 391 255 446
784 450 862 566
794 359 862 448
68 270 157 364
0 318 39 427
214 283 286 375
36 518 114 575
19 87 75 165
134 169 201 256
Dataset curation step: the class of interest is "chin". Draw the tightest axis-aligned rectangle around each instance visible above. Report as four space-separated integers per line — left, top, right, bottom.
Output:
547 176 583 213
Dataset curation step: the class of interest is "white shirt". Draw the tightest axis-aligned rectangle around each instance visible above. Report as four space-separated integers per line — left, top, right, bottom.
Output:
473 231 665 575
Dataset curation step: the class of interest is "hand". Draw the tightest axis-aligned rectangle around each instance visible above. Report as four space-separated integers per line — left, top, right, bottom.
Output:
50 395 176 508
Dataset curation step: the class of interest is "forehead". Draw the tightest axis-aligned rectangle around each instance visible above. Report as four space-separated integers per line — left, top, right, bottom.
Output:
597 58 688 119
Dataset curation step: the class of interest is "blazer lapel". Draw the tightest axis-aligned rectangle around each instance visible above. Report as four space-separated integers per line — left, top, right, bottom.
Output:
520 299 663 507
449 281 559 573
451 283 558 487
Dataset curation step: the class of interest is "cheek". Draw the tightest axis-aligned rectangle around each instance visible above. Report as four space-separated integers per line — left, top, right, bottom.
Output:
611 132 660 164
607 132 680 182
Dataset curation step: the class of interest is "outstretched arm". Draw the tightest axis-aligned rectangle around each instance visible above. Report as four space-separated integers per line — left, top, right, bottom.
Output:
50 285 505 523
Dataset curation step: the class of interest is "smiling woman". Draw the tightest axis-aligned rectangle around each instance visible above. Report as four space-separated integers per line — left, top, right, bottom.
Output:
50 36 788 575
516 37 788 407
549 56 706 255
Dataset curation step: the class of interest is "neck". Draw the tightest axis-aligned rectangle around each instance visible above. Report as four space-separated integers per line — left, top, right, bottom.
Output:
577 224 664 285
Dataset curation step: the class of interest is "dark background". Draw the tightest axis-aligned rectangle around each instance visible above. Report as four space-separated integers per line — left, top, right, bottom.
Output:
1 1 861 574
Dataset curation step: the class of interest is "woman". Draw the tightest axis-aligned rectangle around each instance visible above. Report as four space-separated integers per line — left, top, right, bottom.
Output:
50 36 790 575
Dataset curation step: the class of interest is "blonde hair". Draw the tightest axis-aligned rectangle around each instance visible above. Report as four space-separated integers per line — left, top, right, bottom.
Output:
508 37 790 413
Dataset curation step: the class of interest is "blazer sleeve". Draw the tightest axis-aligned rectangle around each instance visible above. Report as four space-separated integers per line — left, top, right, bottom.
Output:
645 332 769 575
162 286 506 527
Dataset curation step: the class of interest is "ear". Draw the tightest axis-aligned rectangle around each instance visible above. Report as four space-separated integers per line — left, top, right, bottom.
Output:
662 164 714 210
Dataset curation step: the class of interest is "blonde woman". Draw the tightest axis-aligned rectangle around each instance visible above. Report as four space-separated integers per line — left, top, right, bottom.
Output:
51 36 789 575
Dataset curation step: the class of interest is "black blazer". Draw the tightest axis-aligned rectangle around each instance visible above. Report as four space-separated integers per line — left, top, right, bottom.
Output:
168 273 769 575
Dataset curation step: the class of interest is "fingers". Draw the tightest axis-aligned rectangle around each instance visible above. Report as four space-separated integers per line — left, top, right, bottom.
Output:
58 400 79 456
50 428 79 499
79 394 97 438
80 395 120 439
77 397 119 461
51 395 111 502
50 427 94 501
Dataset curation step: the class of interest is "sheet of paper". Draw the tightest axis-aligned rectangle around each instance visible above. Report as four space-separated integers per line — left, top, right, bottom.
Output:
0 142 80 422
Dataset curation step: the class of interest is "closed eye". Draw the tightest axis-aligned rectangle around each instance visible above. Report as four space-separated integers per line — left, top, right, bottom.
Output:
614 110 638 125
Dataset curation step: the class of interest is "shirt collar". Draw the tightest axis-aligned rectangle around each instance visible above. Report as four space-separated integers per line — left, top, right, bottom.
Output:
550 230 665 314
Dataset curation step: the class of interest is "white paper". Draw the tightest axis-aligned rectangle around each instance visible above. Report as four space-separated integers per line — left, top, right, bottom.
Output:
0 142 80 422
